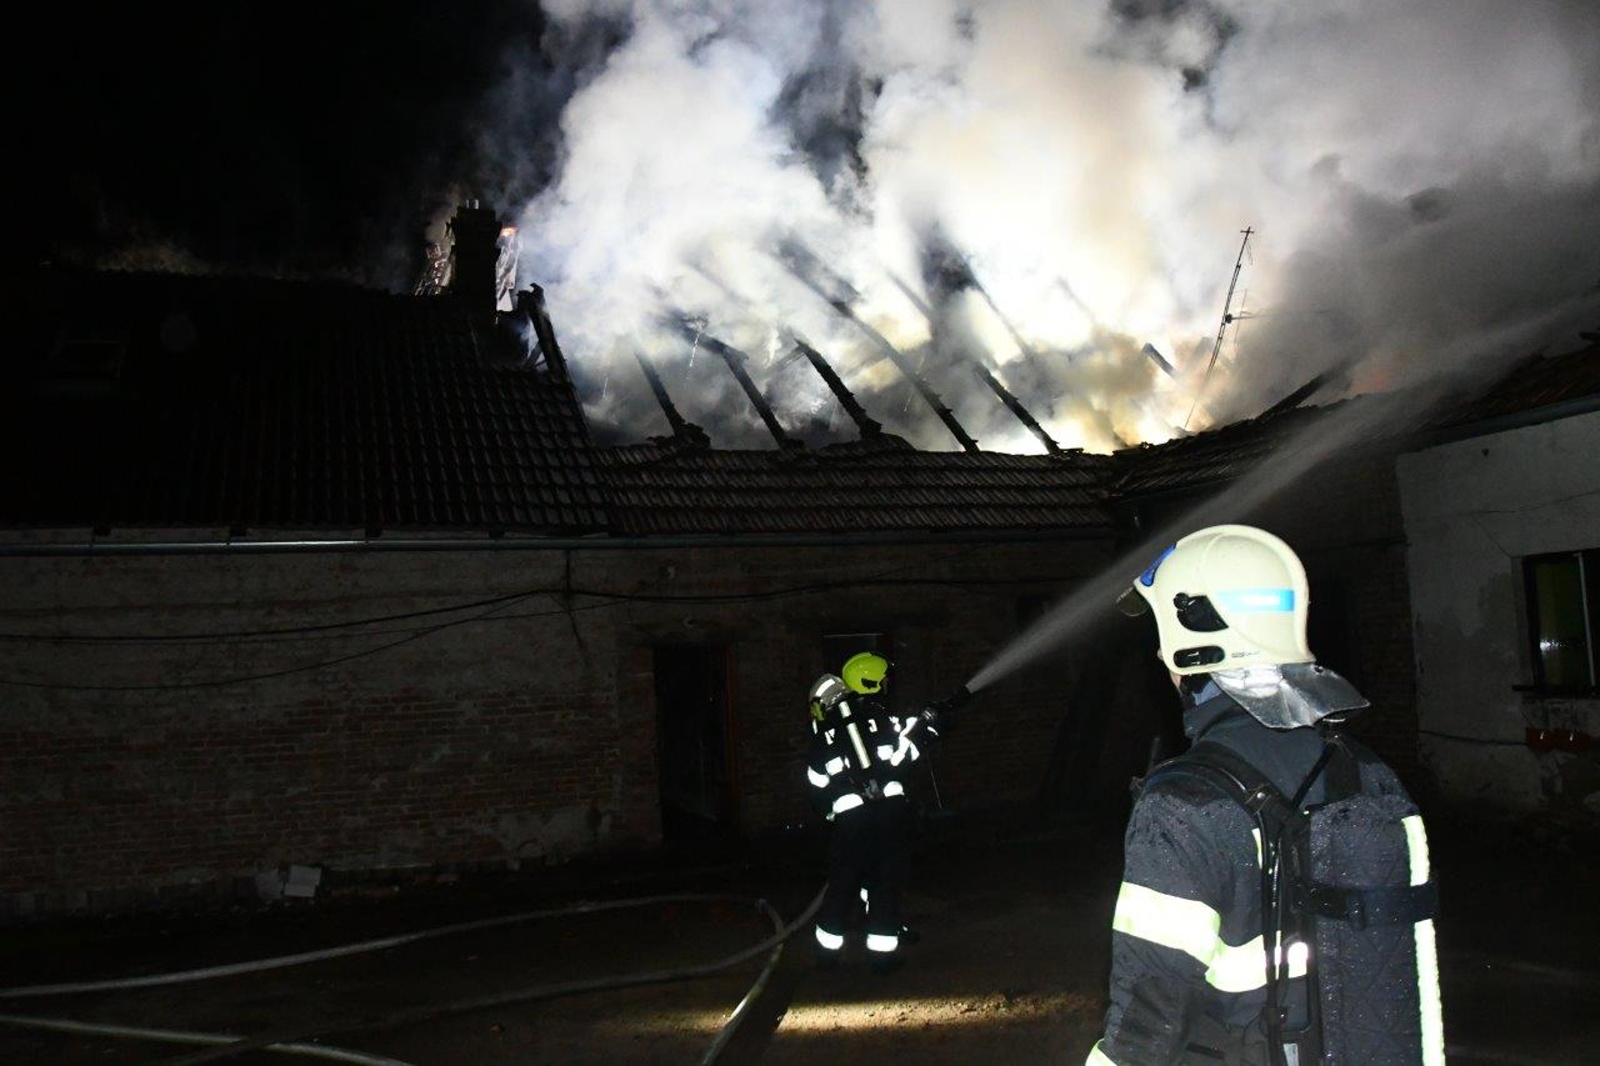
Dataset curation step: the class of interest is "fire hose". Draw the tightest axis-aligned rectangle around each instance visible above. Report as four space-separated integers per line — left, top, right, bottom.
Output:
0 689 978 1062
0 885 826 1065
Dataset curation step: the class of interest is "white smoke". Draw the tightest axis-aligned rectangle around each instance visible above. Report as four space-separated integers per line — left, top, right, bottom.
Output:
505 0 1600 450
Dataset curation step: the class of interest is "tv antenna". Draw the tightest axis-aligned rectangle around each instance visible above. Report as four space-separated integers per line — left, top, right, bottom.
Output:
1185 226 1254 430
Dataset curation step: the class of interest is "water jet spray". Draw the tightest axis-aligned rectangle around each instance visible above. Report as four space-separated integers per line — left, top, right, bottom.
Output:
961 379 1453 699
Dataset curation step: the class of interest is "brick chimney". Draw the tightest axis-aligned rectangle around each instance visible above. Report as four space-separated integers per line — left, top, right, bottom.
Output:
448 200 502 318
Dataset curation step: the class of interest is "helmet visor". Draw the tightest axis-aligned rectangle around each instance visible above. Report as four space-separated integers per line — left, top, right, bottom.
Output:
1116 585 1150 617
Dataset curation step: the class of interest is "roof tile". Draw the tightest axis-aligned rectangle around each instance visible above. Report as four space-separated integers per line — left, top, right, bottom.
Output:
4 268 610 536
592 439 1119 536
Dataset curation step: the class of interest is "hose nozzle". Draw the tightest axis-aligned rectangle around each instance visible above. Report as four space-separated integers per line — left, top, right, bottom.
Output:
919 685 973 737
932 684 973 715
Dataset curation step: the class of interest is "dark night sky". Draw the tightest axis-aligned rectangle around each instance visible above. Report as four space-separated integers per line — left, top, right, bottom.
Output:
27 3 553 290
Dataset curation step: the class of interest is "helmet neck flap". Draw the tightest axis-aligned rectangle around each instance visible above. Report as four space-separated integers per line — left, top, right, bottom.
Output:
1209 663 1369 729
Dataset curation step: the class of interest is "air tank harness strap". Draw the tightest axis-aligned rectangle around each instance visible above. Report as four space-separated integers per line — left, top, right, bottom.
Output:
1300 880 1440 930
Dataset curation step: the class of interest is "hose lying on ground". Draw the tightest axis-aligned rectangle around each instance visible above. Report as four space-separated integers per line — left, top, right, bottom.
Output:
700 895 791 1065
164 887 827 1065
0 1014 410 1066
0 892 760 1000
0 886 825 1065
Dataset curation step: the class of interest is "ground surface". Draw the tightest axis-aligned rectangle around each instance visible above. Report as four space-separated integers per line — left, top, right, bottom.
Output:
1 803 1596 1064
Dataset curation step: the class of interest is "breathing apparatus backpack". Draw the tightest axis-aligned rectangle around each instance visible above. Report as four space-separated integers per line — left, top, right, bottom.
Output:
1142 733 1442 1066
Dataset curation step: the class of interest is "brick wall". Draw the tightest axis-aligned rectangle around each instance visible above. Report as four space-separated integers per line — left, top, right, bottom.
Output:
592 540 1116 831
0 547 631 917
0 534 1115 917
0 461 1440 920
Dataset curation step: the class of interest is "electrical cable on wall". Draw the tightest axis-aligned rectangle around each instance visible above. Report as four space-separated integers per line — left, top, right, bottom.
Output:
0 594 546 692
0 551 1004 645
0 548 1088 690
0 575 1057 648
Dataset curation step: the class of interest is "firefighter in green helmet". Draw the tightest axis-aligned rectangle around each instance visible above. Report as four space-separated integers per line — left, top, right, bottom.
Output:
806 651 933 974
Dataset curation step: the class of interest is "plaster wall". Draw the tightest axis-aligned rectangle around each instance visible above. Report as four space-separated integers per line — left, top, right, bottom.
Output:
1396 410 1600 812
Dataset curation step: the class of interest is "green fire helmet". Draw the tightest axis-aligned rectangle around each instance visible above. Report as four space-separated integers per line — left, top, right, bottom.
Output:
1118 524 1313 675
809 673 848 721
841 651 890 695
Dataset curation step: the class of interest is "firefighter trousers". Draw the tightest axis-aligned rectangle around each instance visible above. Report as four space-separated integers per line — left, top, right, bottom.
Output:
817 796 912 954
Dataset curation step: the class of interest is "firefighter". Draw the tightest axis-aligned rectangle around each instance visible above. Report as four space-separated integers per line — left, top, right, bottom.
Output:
806 653 928 973
1087 524 1444 1065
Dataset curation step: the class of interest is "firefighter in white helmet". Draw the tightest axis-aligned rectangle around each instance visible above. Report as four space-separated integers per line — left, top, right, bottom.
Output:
1088 525 1443 1065
805 653 930 974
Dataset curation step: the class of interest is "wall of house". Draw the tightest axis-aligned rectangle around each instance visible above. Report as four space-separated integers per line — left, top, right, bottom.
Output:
582 539 1119 833
0 543 645 917
1251 447 1422 786
0 532 1115 918
1397 410 1600 816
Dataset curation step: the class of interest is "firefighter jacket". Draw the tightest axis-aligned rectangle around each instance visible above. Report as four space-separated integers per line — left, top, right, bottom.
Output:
1087 684 1444 1065
807 693 923 818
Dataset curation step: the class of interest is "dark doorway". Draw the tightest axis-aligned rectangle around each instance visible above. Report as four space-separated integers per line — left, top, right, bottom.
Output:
653 645 737 853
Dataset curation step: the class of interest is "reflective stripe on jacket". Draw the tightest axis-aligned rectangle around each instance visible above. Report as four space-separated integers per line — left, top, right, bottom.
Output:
806 694 921 815
1090 698 1441 1065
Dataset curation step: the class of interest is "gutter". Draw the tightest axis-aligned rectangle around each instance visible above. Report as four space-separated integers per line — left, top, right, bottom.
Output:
1401 393 1600 451
0 525 1123 558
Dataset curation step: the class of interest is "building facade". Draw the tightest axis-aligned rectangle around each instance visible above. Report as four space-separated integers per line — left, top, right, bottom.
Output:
4 248 1595 918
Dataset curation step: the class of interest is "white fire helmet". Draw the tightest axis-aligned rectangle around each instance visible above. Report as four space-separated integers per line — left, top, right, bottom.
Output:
1118 524 1366 728
809 673 849 722
1119 524 1312 673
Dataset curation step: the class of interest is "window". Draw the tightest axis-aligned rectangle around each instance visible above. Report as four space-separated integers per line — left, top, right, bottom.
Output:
1524 549 1600 691
37 333 127 397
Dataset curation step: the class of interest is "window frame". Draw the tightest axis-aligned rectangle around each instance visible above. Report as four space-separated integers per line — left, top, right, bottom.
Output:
1521 548 1600 694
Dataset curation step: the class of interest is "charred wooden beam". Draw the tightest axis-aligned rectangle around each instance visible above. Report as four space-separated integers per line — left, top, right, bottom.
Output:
1259 371 1333 419
1141 343 1177 379
633 351 710 448
788 337 883 439
890 267 1062 454
674 323 802 450
516 284 570 381
970 363 1063 455
777 240 979 452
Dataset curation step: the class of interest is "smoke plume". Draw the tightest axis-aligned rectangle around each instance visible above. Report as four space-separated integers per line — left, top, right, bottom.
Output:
496 0 1600 451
